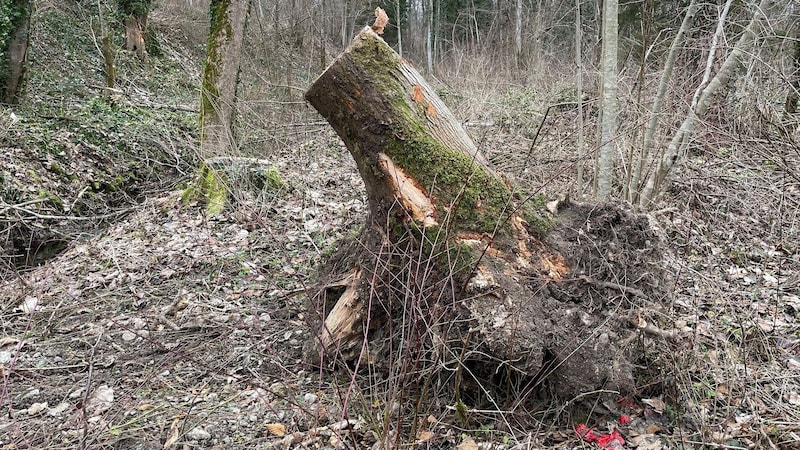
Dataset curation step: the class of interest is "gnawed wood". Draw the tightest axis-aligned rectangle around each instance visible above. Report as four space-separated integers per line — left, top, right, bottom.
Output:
320 269 362 351
305 20 670 405
305 27 509 236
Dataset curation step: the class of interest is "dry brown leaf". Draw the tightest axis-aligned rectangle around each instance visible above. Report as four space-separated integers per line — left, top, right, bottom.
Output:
456 437 478 450
644 424 664 434
18 296 38 314
265 423 287 437
163 416 184 448
642 397 665 413
26 402 48 415
87 385 114 414
0 336 19 348
417 431 434 442
635 439 664 450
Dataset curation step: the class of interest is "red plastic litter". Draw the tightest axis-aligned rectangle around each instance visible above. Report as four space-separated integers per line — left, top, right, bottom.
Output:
575 423 625 449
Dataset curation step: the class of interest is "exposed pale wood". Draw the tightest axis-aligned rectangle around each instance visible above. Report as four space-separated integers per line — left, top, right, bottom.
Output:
304 22 666 400
124 15 146 59
320 269 362 351
305 26 506 232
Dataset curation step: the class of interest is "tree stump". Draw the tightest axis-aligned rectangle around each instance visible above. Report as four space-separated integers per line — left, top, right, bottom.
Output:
305 25 670 404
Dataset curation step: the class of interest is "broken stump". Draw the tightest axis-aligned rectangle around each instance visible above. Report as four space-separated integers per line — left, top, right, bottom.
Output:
304 24 670 404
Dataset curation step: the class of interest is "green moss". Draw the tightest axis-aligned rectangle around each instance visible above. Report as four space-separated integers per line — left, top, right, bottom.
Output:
37 189 63 209
116 0 152 18
26 169 41 183
47 161 67 178
199 0 233 134
349 38 514 236
516 191 557 236
181 163 227 214
258 166 286 191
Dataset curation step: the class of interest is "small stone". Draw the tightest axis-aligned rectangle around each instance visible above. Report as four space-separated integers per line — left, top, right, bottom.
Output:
121 331 137 342
27 402 48 415
69 388 85 399
22 389 40 399
48 401 71 417
303 393 318 404
186 427 211 440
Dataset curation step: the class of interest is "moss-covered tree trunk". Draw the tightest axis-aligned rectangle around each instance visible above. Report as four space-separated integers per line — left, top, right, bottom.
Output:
0 0 32 104
182 0 249 215
199 0 249 158
117 0 151 59
305 24 670 403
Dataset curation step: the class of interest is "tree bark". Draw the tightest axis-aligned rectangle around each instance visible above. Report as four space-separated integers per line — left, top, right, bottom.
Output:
306 28 505 233
633 0 698 204
639 0 776 207
574 0 584 192
200 0 250 158
0 0 32 105
515 0 523 70
595 0 618 198
305 26 669 402
785 17 800 115
117 0 152 59
124 15 146 59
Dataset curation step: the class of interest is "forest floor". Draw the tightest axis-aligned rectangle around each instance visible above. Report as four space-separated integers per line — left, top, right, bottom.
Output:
2 1 800 449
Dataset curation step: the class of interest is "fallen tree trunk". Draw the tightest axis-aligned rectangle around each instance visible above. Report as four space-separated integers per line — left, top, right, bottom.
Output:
305 21 669 404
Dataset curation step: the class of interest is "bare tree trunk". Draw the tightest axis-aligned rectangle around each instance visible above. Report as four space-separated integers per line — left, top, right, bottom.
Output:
624 0 653 202
200 0 250 159
0 0 32 105
318 0 326 71
396 0 403 57
575 0 584 193
691 0 733 110
124 15 146 58
632 0 698 205
785 17 800 115
425 0 433 72
189 0 250 214
595 0 618 198
97 0 116 91
531 0 543 63
515 0 523 70
639 0 776 207
117 0 152 59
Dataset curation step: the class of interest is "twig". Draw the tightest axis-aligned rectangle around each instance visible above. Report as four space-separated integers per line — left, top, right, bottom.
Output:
627 316 678 341
79 332 104 450
0 201 134 221
578 275 649 299
638 322 677 340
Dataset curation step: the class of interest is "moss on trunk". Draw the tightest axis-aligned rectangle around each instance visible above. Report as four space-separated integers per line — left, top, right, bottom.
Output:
0 0 32 104
306 28 518 239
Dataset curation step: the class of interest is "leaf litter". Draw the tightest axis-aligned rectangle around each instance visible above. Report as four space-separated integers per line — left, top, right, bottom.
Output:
0 133 368 448
1 80 799 450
